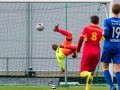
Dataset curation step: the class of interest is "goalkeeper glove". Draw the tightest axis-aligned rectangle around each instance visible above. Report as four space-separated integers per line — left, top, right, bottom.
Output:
72 52 77 58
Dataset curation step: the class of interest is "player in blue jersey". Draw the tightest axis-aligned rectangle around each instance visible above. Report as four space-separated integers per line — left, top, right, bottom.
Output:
101 4 120 90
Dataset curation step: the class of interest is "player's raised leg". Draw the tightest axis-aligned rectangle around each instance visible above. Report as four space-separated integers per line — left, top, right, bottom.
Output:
54 24 72 45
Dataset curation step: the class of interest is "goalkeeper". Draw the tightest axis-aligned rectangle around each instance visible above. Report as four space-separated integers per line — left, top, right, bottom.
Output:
52 24 77 72
77 15 104 90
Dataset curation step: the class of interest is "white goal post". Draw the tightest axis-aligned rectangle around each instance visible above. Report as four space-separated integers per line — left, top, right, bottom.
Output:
108 0 114 82
0 0 112 3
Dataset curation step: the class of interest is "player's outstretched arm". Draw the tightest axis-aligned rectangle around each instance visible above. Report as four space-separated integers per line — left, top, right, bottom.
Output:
103 19 109 38
77 35 84 53
63 45 77 51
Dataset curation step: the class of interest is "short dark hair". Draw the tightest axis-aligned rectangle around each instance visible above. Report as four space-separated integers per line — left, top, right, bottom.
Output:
91 15 99 25
52 44 58 51
112 4 120 15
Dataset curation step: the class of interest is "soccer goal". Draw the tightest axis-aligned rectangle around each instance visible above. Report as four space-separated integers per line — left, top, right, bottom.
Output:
0 0 112 86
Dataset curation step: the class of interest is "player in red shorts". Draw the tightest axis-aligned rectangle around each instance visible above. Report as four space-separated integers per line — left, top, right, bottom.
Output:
77 15 104 90
52 24 77 72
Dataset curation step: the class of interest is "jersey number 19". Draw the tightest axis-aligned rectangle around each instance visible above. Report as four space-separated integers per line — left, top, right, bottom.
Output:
112 27 120 38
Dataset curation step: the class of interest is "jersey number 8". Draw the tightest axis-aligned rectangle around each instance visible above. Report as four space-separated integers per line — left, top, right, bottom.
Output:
91 32 97 41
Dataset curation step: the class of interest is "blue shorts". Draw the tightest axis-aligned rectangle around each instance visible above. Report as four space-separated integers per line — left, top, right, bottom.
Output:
101 46 120 64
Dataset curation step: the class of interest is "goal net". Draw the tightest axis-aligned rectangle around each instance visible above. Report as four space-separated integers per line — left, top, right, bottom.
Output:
0 1 111 86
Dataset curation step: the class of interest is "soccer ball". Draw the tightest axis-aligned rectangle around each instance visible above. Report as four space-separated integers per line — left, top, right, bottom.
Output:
51 85 56 89
36 23 44 31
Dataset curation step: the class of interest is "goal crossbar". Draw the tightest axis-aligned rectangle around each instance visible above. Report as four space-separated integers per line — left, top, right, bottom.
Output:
0 0 112 3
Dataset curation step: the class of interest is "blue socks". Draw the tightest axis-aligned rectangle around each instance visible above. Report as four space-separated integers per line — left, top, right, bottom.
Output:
104 70 120 90
116 72 120 90
104 70 114 89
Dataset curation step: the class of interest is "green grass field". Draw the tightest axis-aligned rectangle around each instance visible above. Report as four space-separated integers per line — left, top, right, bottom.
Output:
0 86 111 90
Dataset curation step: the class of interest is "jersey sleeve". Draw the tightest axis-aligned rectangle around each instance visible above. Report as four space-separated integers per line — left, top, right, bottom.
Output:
103 19 109 37
81 27 87 37
100 36 105 42
64 45 77 51
77 27 87 52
